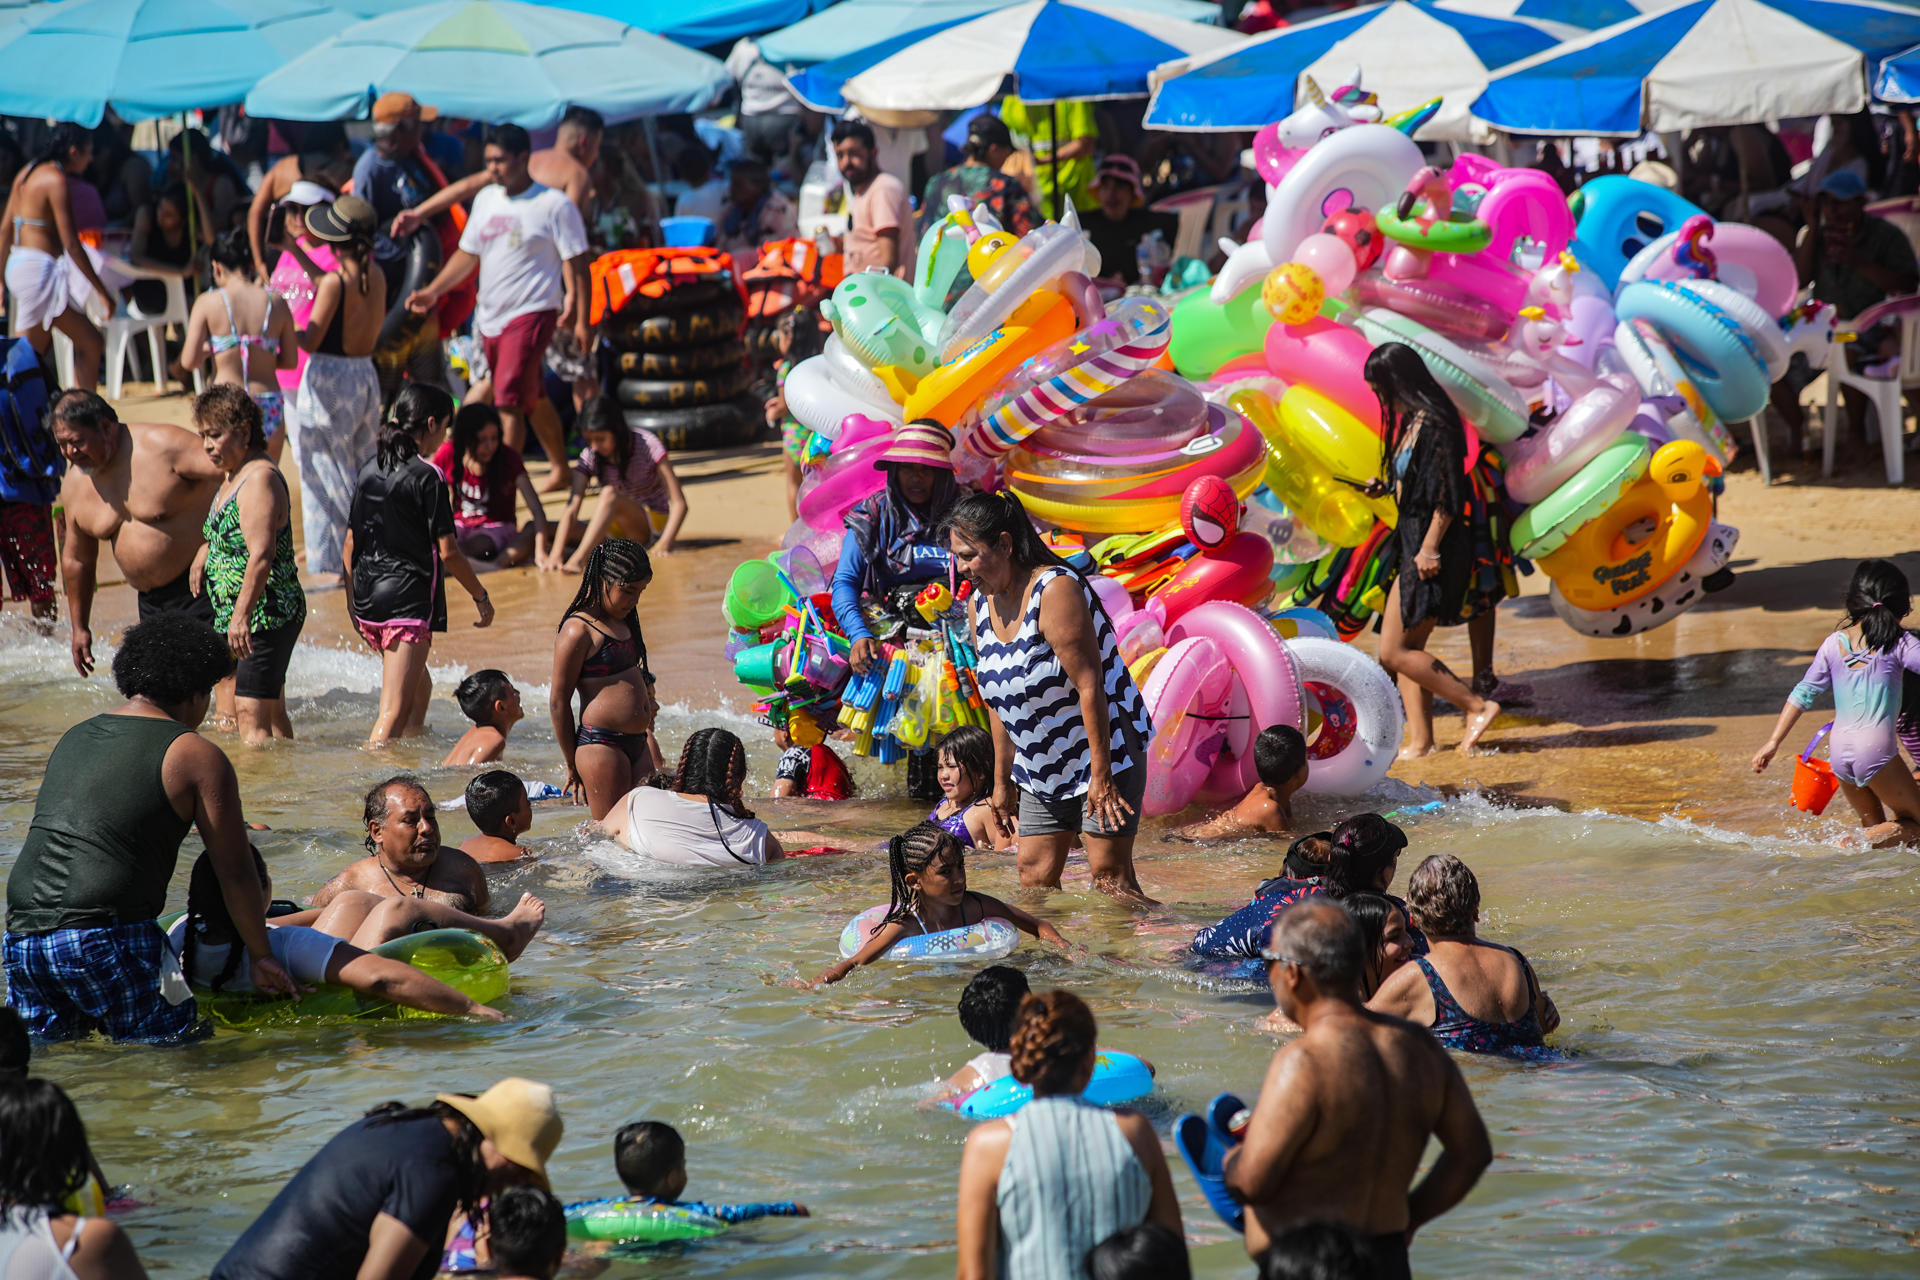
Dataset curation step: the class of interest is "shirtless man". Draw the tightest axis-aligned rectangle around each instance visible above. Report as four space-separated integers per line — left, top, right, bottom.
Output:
244 122 353 281
310 776 496 916
54 390 220 677
1225 899 1491 1279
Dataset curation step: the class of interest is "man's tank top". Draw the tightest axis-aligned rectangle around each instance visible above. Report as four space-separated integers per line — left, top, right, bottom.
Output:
7 714 193 934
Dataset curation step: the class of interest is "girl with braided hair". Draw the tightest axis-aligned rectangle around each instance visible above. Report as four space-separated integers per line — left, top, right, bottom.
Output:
598 727 785 868
814 822 1064 985
956 990 1182 1279
552 537 661 819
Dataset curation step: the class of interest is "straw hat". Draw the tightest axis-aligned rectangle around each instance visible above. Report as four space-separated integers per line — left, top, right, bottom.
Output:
874 421 955 470
437 1078 563 1187
306 194 376 245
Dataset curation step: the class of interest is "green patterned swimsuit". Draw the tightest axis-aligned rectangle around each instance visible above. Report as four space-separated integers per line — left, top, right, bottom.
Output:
203 467 306 633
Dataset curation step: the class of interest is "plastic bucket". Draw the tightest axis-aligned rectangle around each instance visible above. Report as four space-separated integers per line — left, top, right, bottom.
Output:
734 641 784 690
1790 723 1839 815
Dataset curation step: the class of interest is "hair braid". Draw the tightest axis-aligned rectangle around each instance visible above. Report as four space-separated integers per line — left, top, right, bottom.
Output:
1008 990 1097 1096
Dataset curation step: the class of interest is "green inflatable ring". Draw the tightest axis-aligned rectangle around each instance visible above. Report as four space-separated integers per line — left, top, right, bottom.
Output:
1374 203 1495 255
1509 433 1652 561
565 1199 727 1244
1349 308 1530 443
1168 282 1272 379
170 927 509 1027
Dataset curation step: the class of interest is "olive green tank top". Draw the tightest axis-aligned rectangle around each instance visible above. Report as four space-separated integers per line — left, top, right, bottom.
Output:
7 714 194 934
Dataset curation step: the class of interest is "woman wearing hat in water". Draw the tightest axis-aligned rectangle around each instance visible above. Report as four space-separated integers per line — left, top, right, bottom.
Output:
275 193 386 584
211 1077 562 1280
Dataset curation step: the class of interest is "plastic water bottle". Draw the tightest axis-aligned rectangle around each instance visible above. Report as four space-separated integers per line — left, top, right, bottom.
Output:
1135 229 1167 288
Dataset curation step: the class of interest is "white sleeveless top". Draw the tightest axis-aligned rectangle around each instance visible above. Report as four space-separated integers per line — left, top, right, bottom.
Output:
0 1208 84 1280
620 787 772 867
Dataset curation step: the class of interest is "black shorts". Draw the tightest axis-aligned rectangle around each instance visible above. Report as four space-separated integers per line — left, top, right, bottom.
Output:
234 615 304 700
137 567 215 625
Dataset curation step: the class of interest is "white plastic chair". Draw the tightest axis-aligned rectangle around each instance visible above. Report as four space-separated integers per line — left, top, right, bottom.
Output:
1822 293 1920 486
50 258 202 397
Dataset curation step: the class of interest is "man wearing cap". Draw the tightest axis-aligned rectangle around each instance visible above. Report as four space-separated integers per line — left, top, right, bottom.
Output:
406 124 588 479
352 92 457 401
1084 155 1177 289
919 114 1038 239
1225 899 1490 1279
212 1077 562 1280
1772 168 1919 457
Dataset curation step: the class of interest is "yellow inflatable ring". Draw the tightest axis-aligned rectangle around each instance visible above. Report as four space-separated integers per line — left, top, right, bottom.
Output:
1538 440 1720 610
1232 386 1394 548
902 291 1076 426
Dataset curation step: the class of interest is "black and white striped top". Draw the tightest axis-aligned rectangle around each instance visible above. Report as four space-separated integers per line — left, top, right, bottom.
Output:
972 567 1153 802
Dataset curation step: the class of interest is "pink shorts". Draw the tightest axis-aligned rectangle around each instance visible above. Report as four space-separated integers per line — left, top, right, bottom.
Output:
356 619 432 651
483 309 559 411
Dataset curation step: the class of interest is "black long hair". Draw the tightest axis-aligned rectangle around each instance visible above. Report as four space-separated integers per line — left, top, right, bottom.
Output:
941 490 1078 577
451 401 505 486
1364 341 1465 486
884 821 961 926
0 1076 91 1214
181 845 269 993
577 395 633 475
672 728 750 821
378 383 454 471
1842 558 1912 653
364 1099 486 1226
560 538 653 675
1343 891 1398 998
211 227 254 279
30 122 92 173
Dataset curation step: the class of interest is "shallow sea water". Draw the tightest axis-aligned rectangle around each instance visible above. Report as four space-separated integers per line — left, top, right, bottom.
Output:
2 619 1917 1278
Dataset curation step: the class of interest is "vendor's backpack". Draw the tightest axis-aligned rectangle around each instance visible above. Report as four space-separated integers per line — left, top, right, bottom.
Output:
0 339 60 505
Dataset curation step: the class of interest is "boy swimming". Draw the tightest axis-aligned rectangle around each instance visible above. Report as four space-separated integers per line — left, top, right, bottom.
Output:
1175 726 1309 841
461 769 534 865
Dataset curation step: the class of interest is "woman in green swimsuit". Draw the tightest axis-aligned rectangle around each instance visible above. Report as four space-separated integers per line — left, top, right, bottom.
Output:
189 384 306 745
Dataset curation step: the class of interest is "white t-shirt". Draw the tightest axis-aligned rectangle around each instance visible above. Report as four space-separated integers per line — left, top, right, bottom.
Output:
618 787 772 867
966 1050 1013 1087
458 180 589 338
166 920 345 993
675 179 729 224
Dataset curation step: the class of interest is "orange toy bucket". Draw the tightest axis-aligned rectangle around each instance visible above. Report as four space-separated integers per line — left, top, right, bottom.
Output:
1790 723 1839 815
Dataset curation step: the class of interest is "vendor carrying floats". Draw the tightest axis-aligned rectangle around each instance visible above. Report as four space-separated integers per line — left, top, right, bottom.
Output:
833 420 970 799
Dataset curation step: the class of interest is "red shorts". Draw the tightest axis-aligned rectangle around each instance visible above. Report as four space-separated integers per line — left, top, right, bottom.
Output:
0 501 55 605
483 309 559 412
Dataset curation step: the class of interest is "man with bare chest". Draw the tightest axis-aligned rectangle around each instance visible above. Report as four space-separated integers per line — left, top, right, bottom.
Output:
53 390 220 676
1225 899 1491 1278
310 776 490 915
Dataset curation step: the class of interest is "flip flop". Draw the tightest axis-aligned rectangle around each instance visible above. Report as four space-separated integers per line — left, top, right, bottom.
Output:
1174 1092 1246 1233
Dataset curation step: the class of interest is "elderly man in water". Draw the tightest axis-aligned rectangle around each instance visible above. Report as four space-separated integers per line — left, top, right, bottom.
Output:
53 389 221 677
1225 899 1491 1280
308 778 544 958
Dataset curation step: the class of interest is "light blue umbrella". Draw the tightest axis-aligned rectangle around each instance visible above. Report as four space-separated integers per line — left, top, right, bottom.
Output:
759 0 1220 66
0 0 367 125
1144 0 1567 140
1474 0 1920 136
542 0 832 50
786 0 1240 111
246 0 730 126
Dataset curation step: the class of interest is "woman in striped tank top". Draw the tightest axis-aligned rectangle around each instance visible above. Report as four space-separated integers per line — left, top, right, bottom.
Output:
945 492 1154 899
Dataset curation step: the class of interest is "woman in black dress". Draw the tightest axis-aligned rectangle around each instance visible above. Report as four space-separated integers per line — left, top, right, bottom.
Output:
1365 342 1503 757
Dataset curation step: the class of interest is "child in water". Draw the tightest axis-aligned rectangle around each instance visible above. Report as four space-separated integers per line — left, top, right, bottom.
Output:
929 725 1013 850
771 724 854 799
816 823 1066 985
488 1187 567 1280
552 538 663 819
444 668 523 765
461 770 533 864
1754 558 1920 846
607 1121 808 1223
1174 725 1310 841
935 964 1030 1101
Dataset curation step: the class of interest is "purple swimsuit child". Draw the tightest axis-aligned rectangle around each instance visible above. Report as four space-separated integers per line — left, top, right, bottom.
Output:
1790 631 1920 787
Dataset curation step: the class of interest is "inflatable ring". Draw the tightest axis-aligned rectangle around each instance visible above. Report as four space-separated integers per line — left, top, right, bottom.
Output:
1258 125 1425 270
1675 279 1787 380
1509 432 1651 561
838 905 1019 962
609 299 745 350
1570 176 1710 290
1609 317 1734 461
623 395 760 452
957 1051 1155 1120
196 928 507 1027
781 349 902 438
1164 599 1305 799
905 290 1077 426
1350 309 1530 443
821 271 946 377
939 222 1097 363
1614 280 1769 422
615 339 745 377
1374 204 1494 256
1287 635 1403 796
972 297 1173 455
567 1199 726 1243
1262 316 1380 431
1619 221 1799 320
376 229 441 351
1549 521 1738 638
1349 271 1509 343
1453 161 1575 264
1498 378 1638 507
614 363 751 411
1141 636 1234 815
1538 439 1720 610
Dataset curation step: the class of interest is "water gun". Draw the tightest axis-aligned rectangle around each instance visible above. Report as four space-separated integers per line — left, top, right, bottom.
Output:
914 581 954 624
837 662 885 735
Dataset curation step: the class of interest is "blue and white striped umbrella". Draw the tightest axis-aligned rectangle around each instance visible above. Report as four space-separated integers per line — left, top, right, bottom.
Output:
1872 39 1920 100
785 0 1241 112
1144 0 1568 141
759 0 1221 67
1475 0 1920 136
1431 0 1664 30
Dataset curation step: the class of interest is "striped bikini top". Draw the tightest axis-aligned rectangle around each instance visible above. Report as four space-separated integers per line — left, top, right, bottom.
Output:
972 566 1151 802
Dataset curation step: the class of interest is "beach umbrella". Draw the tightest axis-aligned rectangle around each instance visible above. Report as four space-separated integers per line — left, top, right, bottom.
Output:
246 0 730 127
1473 0 1920 136
0 0 373 125
1431 0 1667 30
758 0 1221 67
541 0 833 50
1144 0 1568 141
785 0 1240 112
1871 40 1920 100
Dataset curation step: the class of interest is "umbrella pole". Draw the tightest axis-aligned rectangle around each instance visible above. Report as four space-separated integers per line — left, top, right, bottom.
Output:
1049 100 1060 221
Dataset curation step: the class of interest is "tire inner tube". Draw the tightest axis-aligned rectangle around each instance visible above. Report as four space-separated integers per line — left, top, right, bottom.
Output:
610 301 746 351
614 340 745 377
624 392 762 451
615 364 752 410
376 229 442 351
